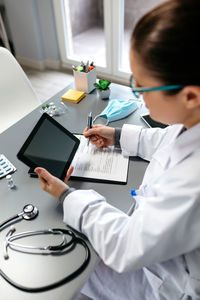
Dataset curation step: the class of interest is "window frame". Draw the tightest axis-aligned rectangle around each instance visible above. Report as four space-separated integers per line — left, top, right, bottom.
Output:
53 0 131 84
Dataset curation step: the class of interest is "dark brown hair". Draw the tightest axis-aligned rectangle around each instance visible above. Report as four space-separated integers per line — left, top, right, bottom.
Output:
131 0 200 93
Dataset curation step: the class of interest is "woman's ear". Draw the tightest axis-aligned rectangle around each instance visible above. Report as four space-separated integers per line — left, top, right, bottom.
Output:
182 86 200 109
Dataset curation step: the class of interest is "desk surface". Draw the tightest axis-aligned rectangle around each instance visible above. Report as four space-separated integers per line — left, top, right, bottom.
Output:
0 83 148 300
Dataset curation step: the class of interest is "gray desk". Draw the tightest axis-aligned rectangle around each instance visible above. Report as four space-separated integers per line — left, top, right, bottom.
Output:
0 83 148 300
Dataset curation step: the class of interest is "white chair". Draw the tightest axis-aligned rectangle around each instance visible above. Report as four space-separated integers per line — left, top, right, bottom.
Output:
0 11 11 51
0 47 41 133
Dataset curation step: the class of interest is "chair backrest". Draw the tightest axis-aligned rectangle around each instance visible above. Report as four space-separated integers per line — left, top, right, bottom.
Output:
0 47 41 133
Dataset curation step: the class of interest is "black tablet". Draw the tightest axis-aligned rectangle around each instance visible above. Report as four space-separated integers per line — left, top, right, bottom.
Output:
140 113 168 129
17 113 80 180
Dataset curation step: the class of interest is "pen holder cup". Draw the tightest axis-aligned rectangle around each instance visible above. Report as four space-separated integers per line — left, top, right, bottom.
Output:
73 68 96 93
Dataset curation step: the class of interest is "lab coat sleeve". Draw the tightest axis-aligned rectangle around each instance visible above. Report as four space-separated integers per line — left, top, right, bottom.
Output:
63 189 106 230
120 124 173 161
63 161 200 273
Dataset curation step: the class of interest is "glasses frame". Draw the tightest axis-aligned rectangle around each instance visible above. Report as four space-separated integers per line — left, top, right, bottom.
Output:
129 75 185 99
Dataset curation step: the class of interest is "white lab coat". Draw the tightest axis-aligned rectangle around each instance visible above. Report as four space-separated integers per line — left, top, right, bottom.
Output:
63 123 200 300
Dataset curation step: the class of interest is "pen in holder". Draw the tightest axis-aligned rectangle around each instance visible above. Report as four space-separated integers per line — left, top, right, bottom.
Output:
73 68 96 94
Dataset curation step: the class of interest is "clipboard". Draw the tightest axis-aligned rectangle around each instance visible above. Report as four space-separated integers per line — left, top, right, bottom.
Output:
70 134 129 185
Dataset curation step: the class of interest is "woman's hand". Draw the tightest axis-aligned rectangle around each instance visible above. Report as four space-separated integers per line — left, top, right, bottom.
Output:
83 124 115 148
34 166 74 200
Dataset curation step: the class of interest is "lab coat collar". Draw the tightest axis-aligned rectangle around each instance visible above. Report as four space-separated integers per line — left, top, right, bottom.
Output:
152 123 200 169
169 122 200 167
152 125 183 169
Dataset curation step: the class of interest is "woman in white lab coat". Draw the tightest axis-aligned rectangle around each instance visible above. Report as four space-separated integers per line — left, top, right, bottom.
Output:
35 0 200 299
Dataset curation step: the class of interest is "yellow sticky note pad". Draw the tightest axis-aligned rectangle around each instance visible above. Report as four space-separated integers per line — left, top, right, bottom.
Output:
61 89 85 103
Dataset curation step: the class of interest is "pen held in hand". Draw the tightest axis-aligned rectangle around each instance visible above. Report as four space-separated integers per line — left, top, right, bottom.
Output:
87 112 93 146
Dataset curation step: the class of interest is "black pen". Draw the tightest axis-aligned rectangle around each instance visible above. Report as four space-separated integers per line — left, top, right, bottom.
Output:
87 112 92 146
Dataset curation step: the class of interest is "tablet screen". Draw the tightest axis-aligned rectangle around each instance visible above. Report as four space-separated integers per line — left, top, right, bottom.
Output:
17 113 80 180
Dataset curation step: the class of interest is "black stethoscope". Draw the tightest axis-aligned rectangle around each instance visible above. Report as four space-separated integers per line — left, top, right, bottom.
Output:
0 204 90 293
0 204 39 229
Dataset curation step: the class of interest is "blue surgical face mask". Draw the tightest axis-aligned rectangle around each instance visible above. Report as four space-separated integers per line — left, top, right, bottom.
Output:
93 99 138 125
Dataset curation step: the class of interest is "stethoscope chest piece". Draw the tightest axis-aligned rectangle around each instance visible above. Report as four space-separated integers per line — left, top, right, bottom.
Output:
0 204 39 231
22 204 39 220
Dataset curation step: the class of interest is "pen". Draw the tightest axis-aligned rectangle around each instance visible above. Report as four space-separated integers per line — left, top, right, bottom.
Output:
87 112 92 146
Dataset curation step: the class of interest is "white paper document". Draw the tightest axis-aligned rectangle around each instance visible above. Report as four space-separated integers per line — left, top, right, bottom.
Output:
71 135 129 183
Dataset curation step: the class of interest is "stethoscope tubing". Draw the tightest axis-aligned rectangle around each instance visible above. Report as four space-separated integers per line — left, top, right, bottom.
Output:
0 214 19 230
0 236 90 293
6 229 71 251
0 205 91 293
0 204 38 231
0 228 91 293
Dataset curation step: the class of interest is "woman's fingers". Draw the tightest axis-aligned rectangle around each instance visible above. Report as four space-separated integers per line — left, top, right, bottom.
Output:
35 167 51 181
64 166 74 183
84 124 105 138
34 167 52 188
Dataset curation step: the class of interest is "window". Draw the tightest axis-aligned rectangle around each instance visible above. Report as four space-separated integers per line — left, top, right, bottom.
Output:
53 0 163 84
64 0 106 67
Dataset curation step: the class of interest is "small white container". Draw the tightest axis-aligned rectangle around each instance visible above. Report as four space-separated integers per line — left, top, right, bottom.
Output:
98 89 111 100
73 68 96 93
6 174 15 189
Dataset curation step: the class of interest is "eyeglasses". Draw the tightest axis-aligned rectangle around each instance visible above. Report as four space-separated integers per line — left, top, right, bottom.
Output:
129 75 185 99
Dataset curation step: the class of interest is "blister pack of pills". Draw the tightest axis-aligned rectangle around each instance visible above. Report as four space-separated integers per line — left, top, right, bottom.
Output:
0 154 16 179
40 102 67 117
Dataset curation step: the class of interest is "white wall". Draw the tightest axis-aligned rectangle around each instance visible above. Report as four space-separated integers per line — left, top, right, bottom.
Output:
4 0 60 69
